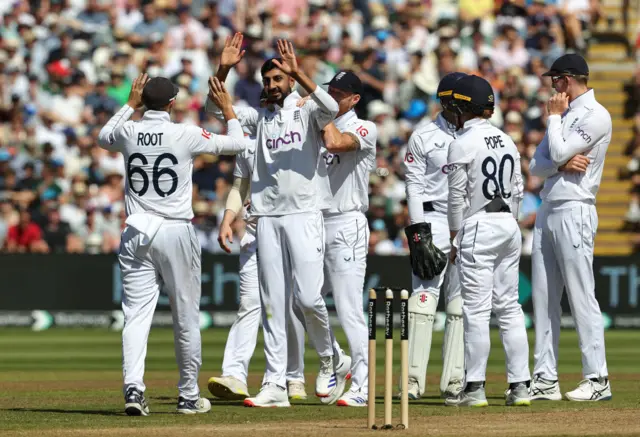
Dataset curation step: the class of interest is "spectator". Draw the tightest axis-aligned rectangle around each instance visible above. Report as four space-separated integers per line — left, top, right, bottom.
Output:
42 205 76 254
6 209 47 253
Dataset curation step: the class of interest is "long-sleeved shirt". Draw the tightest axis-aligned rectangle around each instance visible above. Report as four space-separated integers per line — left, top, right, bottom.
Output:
206 86 339 216
403 113 456 224
447 118 523 231
97 105 245 220
530 89 611 204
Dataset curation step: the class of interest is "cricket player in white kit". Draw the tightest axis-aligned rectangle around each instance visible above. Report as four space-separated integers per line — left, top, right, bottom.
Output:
97 74 246 415
298 71 377 406
209 40 338 407
529 54 612 402
444 75 531 407
402 72 466 400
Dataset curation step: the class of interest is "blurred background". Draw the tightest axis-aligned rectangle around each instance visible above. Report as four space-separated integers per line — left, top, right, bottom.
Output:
0 0 638 260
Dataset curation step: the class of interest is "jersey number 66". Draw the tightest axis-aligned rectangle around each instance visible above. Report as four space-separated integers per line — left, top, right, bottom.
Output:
127 153 179 197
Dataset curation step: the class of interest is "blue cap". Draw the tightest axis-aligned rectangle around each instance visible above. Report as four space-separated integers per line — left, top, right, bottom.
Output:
42 188 58 201
0 150 11 162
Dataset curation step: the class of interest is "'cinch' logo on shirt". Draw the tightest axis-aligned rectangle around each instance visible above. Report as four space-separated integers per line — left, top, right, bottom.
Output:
266 131 302 149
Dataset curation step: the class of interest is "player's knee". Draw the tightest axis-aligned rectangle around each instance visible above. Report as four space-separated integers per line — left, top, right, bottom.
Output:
409 291 438 317
296 292 323 311
239 292 261 313
445 296 463 317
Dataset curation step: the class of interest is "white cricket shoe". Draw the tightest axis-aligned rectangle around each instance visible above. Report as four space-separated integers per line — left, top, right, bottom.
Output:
320 354 352 405
442 379 464 399
315 356 335 398
244 383 291 407
287 380 307 400
505 383 531 406
177 397 211 414
529 374 562 401
445 385 488 407
398 377 421 400
565 378 612 402
337 389 368 407
208 376 250 400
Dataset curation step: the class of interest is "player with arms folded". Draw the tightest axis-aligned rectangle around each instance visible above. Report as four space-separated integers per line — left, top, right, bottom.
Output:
97 74 246 415
444 75 531 408
529 54 612 402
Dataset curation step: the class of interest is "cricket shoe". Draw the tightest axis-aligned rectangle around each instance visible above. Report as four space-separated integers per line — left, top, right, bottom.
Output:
565 378 612 402
208 375 250 400
177 397 211 414
397 377 421 400
441 379 464 399
505 382 531 406
529 374 562 401
444 383 488 407
287 380 307 400
337 389 368 407
320 354 352 405
315 355 336 398
244 383 291 407
124 387 149 416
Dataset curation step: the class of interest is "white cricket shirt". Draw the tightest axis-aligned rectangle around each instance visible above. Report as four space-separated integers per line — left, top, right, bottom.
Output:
403 113 456 224
97 105 246 221
323 109 377 214
529 89 611 204
447 118 524 231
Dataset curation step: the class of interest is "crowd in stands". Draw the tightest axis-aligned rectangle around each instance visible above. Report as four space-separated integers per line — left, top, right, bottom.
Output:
623 46 640 253
0 0 618 255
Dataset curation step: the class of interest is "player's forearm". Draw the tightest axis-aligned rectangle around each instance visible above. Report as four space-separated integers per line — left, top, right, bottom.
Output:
215 65 232 82
221 105 238 123
225 177 250 216
447 169 467 232
406 184 425 225
308 82 339 119
323 124 358 153
97 104 134 149
547 115 593 166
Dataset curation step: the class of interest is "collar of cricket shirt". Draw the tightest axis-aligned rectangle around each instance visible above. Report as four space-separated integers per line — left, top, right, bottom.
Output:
435 112 456 137
334 109 357 131
568 88 595 109
459 117 488 135
142 110 171 122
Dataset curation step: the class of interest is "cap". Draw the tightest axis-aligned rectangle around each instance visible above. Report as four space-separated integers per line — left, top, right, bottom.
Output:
142 77 179 110
324 71 363 95
542 53 589 77
452 74 495 110
436 72 467 99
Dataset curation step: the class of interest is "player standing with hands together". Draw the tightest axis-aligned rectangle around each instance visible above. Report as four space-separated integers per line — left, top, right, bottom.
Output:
98 74 246 415
444 75 531 408
529 54 612 402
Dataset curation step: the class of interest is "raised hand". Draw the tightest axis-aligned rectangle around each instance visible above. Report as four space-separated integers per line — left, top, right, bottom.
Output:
220 32 245 68
296 96 311 107
127 73 149 110
547 92 569 116
272 40 299 75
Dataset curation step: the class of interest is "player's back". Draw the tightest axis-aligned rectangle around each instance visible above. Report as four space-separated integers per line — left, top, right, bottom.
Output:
453 119 520 220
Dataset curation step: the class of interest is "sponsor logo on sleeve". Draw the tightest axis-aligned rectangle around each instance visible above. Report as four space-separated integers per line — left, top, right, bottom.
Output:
575 126 592 143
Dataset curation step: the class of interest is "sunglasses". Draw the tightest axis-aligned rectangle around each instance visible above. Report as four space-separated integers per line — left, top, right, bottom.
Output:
551 75 570 83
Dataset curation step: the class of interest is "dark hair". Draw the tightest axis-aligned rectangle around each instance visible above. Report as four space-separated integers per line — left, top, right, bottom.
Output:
261 58 284 76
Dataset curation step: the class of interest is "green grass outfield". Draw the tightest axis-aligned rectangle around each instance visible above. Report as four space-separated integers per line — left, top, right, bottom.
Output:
0 328 639 437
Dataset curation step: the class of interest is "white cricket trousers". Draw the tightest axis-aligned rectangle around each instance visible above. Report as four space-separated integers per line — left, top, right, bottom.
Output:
119 220 202 399
257 211 333 388
411 212 461 301
456 212 530 383
323 211 369 393
220 229 307 384
532 201 608 380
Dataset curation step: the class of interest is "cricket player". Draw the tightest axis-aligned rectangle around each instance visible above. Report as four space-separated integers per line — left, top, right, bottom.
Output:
444 75 531 407
207 38 340 407
207 92 309 402
401 72 466 400
97 74 246 415
297 71 377 406
529 54 612 401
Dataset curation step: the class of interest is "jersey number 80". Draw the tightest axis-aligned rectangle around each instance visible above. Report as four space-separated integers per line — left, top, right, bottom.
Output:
127 153 178 197
481 154 514 200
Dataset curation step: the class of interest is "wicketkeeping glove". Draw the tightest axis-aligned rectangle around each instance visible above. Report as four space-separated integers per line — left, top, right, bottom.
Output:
404 222 447 281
